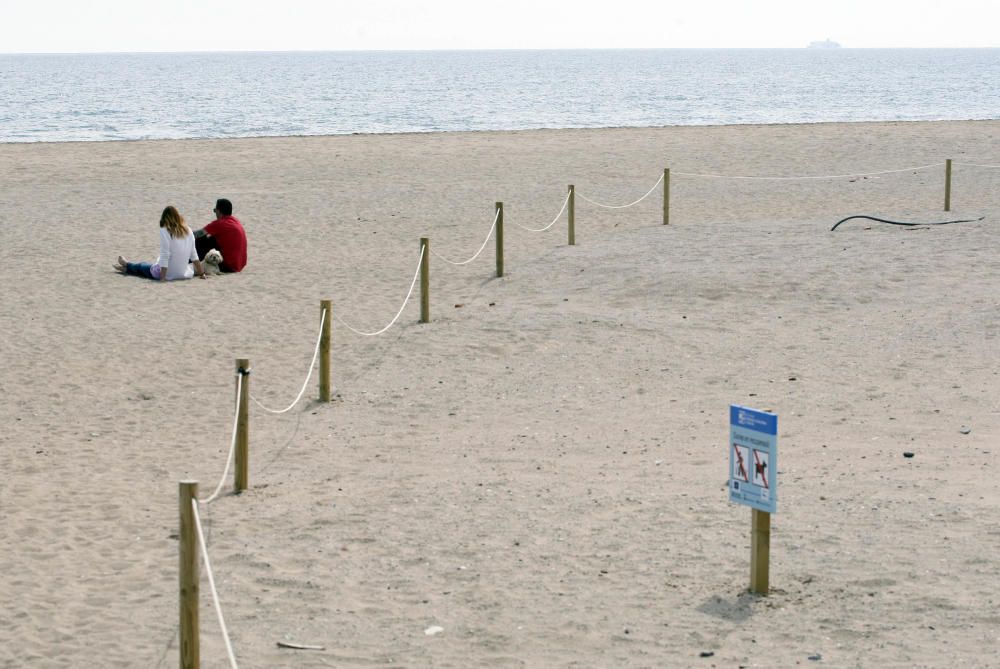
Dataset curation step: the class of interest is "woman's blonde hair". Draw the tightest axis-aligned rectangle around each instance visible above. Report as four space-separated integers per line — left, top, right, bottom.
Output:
159 206 190 239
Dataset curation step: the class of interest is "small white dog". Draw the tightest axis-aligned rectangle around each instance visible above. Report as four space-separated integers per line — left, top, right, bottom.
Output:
203 249 224 275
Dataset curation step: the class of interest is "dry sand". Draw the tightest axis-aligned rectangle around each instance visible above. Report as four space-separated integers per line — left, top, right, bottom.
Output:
1 121 999 668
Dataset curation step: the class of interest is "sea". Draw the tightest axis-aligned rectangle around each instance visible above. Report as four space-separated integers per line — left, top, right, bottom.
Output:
1 49 998 143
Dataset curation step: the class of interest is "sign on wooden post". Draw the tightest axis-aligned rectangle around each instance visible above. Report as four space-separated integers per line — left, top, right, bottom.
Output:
729 404 777 594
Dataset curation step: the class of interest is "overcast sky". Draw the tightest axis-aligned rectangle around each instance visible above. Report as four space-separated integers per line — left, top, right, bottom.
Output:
3 0 999 53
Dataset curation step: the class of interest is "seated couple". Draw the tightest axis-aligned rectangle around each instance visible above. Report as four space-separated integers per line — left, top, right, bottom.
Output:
114 199 247 281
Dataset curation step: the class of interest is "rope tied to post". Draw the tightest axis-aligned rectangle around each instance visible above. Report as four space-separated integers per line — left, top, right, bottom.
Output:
191 499 240 669
201 373 242 505
249 308 327 414
335 243 426 336
954 162 1000 169
577 173 664 209
510 190 572 232
431 209 500 265
674 163 944 181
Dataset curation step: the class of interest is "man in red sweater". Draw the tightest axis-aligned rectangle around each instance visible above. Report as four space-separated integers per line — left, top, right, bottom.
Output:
195 198 247 273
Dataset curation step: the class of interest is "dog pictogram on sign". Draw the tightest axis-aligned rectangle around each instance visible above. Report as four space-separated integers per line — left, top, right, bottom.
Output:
752 449 769 489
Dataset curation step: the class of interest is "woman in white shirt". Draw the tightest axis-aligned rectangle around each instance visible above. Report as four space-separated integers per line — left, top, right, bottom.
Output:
114 206 206 281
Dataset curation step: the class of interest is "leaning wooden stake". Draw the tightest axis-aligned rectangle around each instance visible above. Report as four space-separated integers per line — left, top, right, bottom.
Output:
179 480 200 669
420 238 430 323
663 168 671 226
234 359 250 493
319 300 331 402
944 158 952 212
568 185 576 245
750 508 771 594
495 202 504 277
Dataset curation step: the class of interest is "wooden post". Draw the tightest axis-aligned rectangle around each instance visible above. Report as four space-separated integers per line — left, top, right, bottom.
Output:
568 185 576 246
495 202 504 278
319 300 331 402
750 508 771 594
944 159 952 212
235 359 250 493
179 480 200 669
420 238 430 323
663 168 671 226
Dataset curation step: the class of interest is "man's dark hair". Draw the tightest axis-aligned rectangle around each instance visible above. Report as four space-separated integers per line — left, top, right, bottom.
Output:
215 198 233 217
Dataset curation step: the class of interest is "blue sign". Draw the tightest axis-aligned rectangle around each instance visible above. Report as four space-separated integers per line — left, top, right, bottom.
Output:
729 405 777 513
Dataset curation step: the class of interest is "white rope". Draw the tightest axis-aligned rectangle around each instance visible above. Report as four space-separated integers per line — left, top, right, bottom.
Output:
674 163 944 181
954 162 1000 169
577 173 664 209
202 373 242 505
430 210 500 265
249 309 327 414
510 191 571 232
335 244 425 337
191 500 240 669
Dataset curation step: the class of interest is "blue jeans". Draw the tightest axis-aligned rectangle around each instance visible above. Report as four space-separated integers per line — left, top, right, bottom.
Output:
125 262 157 279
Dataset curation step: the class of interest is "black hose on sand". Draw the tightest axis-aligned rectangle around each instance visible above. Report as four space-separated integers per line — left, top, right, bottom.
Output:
831 215 985 231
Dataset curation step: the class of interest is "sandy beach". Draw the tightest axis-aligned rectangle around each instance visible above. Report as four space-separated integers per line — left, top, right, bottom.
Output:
1 120 999 668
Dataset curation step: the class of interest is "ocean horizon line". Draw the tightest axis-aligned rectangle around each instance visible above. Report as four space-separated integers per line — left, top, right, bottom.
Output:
4 49 998 143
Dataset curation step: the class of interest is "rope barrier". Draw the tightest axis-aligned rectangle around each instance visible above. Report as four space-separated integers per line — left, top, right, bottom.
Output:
249 309 327 414
202 373 242 505
335 244 425 337
510 191 571 232
577 173 664 209
954 162 1000 169
430 210 500 265
191 499 240 669
674 163 944 181
158 153 999 669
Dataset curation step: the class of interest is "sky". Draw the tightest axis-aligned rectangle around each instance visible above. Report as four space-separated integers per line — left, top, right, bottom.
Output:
2 0 999 53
